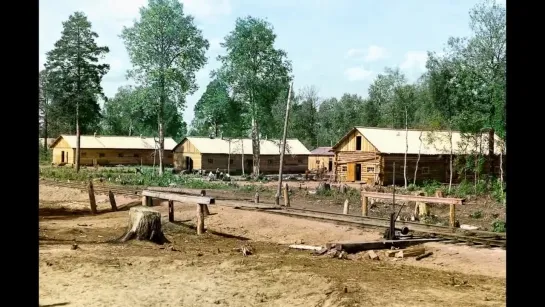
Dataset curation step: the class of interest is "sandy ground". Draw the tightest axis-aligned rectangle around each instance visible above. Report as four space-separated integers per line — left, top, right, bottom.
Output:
39 184 506 307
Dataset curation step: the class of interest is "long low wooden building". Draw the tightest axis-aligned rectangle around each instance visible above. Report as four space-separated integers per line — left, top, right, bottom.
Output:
332 127 505 185
49 135 177 166
308 147 334 172
173 137 311 174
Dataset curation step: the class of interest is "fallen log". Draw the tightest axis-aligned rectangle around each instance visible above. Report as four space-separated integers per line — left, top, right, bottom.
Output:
416 251 434 261
395 247 426 258
327 238 443 253
289 244 324 251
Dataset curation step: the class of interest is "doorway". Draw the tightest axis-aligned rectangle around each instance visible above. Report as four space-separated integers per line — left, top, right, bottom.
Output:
355 164 362 181
185 156 194 171
328 159 333 172
61 151 65 163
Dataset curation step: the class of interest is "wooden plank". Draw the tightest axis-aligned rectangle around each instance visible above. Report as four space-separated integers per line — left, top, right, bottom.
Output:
329 238 443 253
289 245 323 251
142 190 214 205
362 191 464 205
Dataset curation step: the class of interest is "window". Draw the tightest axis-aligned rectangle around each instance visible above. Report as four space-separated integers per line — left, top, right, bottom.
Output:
366 167 375 173
421 167 430 175
208 158 213 164
356 136 362 151
229 159 234 165
341 165 347 172
316 160 320 165
99 153 105 158
134 153 140 158
118 153 124 157
268 159 273 165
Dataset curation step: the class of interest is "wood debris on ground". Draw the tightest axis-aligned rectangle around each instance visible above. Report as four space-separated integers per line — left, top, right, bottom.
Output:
234 243 253 256
313 242 435 262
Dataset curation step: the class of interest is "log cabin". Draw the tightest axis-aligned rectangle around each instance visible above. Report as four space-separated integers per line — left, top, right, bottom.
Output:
173 137 310 174
308 147 334 172
49 135 177 166
332 127 505 185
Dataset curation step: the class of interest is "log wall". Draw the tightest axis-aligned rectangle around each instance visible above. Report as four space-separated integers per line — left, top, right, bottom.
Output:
308 155 334 172
53 148 173 166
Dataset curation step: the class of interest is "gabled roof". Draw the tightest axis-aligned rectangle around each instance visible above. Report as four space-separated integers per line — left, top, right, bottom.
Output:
309 147 334 156
175 137 311 155
50 135 177 150
332 127 503 155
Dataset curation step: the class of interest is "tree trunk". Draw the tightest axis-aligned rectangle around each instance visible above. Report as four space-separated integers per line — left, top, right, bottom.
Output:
75 102 81 173
413 131 423 186
119 206 169 244
157 99 165 175
448 130 453 193
43 108 48 152
499 141 504 186
403 108 408 188
251 116 260 178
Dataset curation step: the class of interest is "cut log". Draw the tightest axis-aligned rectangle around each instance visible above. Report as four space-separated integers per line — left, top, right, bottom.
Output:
367 250 379 260
119 206 168 244
416 251 433 261
289 244 324 251
395 247 426 258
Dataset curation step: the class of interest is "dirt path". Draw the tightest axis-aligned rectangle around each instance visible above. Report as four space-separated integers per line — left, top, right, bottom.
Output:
39 185 506 306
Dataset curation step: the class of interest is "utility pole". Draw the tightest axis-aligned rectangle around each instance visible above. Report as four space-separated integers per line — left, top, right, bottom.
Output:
275 82 294 206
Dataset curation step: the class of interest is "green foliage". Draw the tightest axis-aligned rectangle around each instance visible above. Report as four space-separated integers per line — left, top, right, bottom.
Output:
422 180 443 196
44 11 110 136
469 210 483 219
121 0 209 174
491 220 506 233
39 148 52 165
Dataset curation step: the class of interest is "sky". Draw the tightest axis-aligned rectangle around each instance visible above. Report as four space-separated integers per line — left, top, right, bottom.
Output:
39 0 505 125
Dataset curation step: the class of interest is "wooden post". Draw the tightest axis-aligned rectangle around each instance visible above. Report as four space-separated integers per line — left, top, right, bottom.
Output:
142 196 152 207
283 183 290 207
108 190 118 212
343 199 350 215
87 180 97 215
254 192 260 204
275 81 294 206
168 200 174 222
449 204 456 228
200 190 210 216
196 203 205 235
361 193 368 217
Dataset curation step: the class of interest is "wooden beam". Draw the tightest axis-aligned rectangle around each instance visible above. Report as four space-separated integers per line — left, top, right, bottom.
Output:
327 238 443 253
142 190 215 205
361 191 464 205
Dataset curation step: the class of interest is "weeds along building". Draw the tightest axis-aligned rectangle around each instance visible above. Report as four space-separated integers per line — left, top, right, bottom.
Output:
173 136 311 174
331 127 505 185
49 135 177 166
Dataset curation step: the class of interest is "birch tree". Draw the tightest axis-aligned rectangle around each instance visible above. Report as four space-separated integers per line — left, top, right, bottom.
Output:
121 0 209 174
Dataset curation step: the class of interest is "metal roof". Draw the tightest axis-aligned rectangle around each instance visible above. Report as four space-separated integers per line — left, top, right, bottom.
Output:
183 137 311 155
334 127 503 155
309 147 334 156
51 135 177 150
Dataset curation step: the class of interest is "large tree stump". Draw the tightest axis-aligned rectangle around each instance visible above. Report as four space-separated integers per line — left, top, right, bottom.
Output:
120 206 168 244
200 190 210 216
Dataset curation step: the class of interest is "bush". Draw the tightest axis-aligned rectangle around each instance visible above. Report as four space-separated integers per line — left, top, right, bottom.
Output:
492 220 506 233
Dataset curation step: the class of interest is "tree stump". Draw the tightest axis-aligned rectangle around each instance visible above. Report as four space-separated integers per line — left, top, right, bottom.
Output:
200 190 210 216
413 192 429 218
120 206 169 244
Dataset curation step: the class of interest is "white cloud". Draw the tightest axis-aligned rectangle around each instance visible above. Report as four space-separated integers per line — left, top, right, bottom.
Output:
346 45 388 62
344 67 374 82
399 51 428 72
208 37 223 53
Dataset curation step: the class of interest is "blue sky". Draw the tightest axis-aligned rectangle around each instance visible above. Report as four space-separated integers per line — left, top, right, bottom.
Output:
39 0 505 125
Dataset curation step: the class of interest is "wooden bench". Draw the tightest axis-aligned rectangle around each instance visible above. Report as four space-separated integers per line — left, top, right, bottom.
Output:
360 191 464 228
141 190 215 234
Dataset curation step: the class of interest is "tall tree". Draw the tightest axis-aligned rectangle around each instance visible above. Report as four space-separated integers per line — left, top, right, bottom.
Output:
39 69 53 151
121 0 209 174
291 86 319 148
191 78 245 138
45 11 110 172
367 68 407 128
217 16 292 177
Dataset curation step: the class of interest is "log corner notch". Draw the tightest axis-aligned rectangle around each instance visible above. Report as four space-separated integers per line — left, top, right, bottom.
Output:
119 206 169 244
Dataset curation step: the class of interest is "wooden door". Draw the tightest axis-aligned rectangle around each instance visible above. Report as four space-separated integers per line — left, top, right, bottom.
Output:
347 163 356 182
